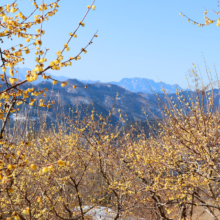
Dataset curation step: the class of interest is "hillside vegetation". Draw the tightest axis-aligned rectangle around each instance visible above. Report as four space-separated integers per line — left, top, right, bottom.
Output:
1 83 220 219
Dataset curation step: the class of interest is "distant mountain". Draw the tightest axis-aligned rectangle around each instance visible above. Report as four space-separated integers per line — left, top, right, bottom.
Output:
82 78 182 94
110 78 182 94
2 68 183 94
7 79 162 124
82 80 102 84
0 75 217 131
9 78 218 123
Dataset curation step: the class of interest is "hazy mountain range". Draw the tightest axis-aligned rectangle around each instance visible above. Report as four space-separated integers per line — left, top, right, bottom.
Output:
7 78 218 125
0 68 217 126
2 68 183 94
6 79 163 123
83 78 182 94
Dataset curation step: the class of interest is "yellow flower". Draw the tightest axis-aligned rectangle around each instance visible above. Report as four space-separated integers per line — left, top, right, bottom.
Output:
17 101 23 106
58 160 65 166
50 61 55 66
37 197 42 203
22 207 30 215
3 16 8 22
17 151 21 156
2 66 6 72
92 5 96 10
9 69 14 76
56 50 62 56
35 40 42 45
39 58 44 63
30 164 37 170
61 82 67 87
7 164 13 170
9 77 18 85
42 167 48 173
48 165 53 170
73 34 77 38
52 80 57 85
54 59 59 64
8 188 13 193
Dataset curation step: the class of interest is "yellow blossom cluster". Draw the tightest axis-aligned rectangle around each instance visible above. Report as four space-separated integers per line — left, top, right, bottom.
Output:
180 8 220 27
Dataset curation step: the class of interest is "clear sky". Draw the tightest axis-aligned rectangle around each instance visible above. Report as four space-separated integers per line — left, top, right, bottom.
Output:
4 0 220 89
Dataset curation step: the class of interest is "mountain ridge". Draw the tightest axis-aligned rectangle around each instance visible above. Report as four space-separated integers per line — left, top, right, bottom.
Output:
82 78 183 94
1 77 217 127
1 67 183 94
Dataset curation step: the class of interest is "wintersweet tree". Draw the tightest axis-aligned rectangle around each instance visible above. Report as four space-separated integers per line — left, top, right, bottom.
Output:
0 1 101 219
0 0 97 139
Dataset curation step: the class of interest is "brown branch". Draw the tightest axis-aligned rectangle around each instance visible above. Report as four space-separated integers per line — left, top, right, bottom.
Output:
70 177 84 220
0 99 16 139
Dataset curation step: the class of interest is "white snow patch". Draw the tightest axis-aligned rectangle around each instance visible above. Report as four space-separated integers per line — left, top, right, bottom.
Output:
67 87 77 93
11 115 36 121
75 206 116 219
78 97 91 105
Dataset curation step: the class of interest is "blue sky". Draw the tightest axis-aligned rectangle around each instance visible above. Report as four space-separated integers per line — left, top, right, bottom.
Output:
4 0 220 88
